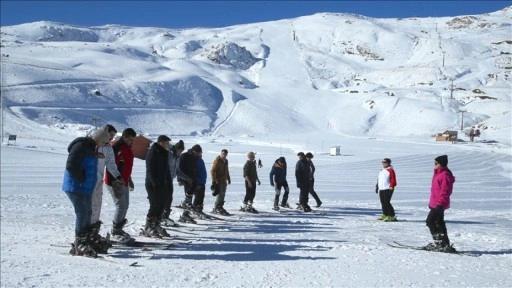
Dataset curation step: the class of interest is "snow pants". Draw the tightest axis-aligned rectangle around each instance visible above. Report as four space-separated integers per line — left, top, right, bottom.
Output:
379 189 395 217
107 185 130 224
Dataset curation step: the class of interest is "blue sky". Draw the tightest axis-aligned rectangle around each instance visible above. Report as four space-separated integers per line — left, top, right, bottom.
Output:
1 1 510 28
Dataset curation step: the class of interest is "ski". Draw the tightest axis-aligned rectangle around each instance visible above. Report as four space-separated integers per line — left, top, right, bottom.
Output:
388 241 477 257
174 205 226 221
59 251 139 266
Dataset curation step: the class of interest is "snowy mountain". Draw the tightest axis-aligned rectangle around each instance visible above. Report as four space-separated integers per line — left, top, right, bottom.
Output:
1 8 511 144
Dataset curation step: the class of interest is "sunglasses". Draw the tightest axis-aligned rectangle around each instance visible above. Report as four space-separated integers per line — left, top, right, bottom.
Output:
382 161 388 164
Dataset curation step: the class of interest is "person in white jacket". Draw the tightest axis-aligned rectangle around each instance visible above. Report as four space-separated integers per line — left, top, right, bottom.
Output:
89 124 122 251
376 158 397 222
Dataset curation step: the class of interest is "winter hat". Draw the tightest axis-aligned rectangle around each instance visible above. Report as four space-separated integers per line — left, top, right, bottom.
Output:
435 155 448 167
278 156 286 163
306 152 314 159
91 126 111 143
192 144 202 153
297 152 305 157
175 140 185 151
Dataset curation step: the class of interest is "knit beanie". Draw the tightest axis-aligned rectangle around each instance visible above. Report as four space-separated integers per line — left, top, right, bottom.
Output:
175 140 185 151
435 155 448 167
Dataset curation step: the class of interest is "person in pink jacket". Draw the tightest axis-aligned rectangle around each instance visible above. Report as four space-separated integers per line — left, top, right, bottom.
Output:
426 155 456 251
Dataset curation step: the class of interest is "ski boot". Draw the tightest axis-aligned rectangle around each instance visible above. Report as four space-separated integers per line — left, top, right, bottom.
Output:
111 219 133 244
178 211 197 224
155 219 170 237
240 202 248 212
70 231 97 258
272 195 280 211
88 221 111 254
246 202 258 214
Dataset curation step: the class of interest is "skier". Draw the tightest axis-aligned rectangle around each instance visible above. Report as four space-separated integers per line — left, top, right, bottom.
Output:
105 128 137 243
376 158 397 221
89 124 121 253
161 140 185 227
295 152 312 212
241 151 260 213
142 135 172 238
176 144 203 223
63 127 110 257
425 155 456 252
211 149 231 215
306 152 322 208
269 156 290 210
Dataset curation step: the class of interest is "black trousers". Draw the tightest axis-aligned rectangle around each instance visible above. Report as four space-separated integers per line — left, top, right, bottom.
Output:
145 181 171 219
426 207 449 244
193 184 206 209
162 182 174 214
244 180 256 203
299 183 310 206
379 189 395 216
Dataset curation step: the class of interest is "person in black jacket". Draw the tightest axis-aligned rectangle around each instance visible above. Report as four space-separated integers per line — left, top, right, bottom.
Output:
270 157 290 210
142 135 172 238
295 152 312 212
176 144 203 222
306 152 322 208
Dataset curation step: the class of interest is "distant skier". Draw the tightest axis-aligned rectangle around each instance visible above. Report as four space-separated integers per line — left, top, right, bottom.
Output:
270 157 290 210
425 155 456 252
63 127 110 257
306 152 322 208
295 152 312 212
211 149 231 215
376 158 397 221
241 151 260 213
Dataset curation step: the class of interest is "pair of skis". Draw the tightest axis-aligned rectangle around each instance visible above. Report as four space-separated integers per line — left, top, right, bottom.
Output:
387 241 477 256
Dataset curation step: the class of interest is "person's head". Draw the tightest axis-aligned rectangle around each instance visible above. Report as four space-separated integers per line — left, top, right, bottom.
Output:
297 152 305 160
157 135 171 150
278 156 286 165
382 158 391 167
306 152 314 160
220 149 228 159
174 140 185 156
121 128 137 147
247 151 256 160
91 126 110 147
435 155 448 168
191 144 203 158
105 124 117 141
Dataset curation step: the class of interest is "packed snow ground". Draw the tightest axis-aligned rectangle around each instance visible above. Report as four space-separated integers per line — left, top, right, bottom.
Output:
1 133 511 287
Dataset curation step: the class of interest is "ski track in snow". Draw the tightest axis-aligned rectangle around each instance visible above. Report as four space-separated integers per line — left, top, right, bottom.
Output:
1 139 511 287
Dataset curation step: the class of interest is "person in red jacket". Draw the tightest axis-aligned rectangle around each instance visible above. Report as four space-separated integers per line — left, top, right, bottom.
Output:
376 158 397 221
105 128 136 244
426 155 456 252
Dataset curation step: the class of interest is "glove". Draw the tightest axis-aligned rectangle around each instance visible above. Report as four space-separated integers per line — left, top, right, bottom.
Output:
211 183 219 196
270 182 274 187
375 184 378 194
128 178 134 191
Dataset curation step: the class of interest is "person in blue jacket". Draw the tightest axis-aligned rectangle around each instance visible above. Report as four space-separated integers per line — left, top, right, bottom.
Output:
270 157 290 210
63 127 110 258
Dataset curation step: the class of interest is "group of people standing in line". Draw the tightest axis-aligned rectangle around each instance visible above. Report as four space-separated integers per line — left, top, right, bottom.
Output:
62 125 323 258
62 124 455 258
375 155 456 252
